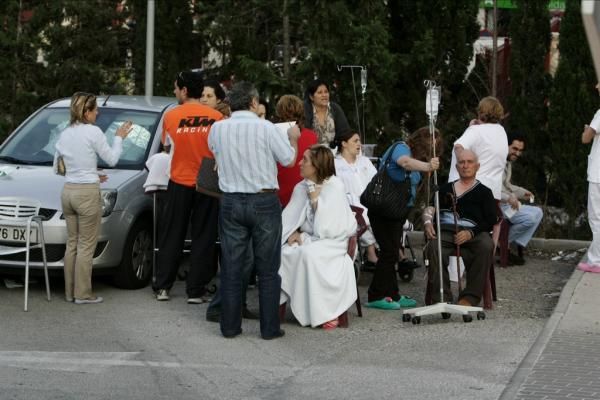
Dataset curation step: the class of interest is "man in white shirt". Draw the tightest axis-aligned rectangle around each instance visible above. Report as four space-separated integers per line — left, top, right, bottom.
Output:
500 133 543 265
579 84 600 274
208 81 300 339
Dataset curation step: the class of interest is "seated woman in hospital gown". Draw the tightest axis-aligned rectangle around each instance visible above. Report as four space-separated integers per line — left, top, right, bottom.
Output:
280 145 357 330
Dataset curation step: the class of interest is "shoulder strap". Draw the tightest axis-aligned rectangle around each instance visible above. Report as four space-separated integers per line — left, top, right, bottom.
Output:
383 141 406 168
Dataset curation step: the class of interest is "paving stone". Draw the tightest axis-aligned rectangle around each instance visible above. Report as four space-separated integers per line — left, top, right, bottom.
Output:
514 333 600 400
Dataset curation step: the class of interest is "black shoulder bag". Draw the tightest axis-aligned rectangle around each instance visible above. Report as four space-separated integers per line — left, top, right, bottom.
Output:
360 141 412 220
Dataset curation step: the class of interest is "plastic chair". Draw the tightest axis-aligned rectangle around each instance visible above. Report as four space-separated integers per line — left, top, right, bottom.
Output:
497 218 510 268
0 197 51 311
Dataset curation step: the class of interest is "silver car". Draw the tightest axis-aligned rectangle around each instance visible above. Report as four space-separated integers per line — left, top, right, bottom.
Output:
0 95 175 288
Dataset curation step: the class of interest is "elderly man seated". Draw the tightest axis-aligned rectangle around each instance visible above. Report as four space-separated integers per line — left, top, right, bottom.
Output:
423 150 498 306
500 133 543 265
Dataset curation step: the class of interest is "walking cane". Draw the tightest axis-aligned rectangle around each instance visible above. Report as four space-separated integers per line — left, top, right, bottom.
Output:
447 192 462 292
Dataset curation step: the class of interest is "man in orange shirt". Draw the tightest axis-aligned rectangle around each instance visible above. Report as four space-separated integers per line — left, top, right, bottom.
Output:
154 70 223 303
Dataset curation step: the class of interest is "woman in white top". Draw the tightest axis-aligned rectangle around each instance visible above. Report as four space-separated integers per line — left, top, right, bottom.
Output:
54 92 131 304
333 129 379 266
447 96 508 200
280 145 357 330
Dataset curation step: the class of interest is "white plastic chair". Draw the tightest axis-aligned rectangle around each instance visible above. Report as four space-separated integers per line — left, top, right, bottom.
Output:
0 197 51 311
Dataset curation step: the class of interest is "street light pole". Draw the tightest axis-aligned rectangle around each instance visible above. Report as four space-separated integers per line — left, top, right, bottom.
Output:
145 0 155 98
491 0 498 97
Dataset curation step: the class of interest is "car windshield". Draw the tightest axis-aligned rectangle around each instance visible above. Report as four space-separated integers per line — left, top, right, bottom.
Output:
0 107 161 169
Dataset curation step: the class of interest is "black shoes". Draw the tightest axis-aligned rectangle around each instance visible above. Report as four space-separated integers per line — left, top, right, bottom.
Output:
206 307 259 323
262 329 285 340
242 307 259 320
508 252 525 266
222 330 242 339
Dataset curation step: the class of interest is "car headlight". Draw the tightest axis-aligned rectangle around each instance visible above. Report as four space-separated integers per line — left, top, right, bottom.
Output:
101 189 118 217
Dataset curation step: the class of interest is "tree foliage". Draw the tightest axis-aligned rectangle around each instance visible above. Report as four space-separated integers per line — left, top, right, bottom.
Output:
547 0 597 237
128 0 200 96
388 0 480 164
0 0 594 239
506 0 552 204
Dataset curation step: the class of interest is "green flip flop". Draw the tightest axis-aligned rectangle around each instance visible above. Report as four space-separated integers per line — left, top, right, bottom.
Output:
366 297 401 310
396 295 417 308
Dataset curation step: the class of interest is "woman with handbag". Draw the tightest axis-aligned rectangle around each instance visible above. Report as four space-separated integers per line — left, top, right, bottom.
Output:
365 127 442 310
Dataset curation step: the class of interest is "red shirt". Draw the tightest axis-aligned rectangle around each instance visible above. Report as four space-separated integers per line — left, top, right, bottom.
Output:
277 127 318 206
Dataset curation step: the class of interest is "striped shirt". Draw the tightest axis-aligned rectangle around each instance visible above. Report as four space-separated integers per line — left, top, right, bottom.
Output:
208 110 295 193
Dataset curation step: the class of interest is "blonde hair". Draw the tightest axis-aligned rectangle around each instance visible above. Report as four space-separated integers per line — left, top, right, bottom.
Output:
215 102 231 118
477 96 504 123
70 92 97 125
276 95 305 128
308 145 335 183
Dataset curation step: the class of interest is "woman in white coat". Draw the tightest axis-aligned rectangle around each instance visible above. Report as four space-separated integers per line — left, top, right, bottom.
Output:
333 129 378 267
280 145 357 330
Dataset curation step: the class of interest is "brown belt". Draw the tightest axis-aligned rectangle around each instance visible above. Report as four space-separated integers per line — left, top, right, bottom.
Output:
260 188 278 193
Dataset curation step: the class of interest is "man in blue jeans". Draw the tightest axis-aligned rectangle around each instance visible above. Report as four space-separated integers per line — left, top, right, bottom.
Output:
500 133 543 265
208 81 299 339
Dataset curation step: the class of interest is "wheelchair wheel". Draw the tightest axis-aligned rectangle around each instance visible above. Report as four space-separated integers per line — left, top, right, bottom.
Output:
398 268 414 282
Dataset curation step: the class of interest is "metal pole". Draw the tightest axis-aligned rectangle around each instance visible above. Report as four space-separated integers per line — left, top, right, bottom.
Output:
491 0 498 97
337 64 367 141
145 0 155 98
425 80 445 303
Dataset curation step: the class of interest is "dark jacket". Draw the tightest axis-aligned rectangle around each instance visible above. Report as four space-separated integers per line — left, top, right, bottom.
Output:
303 99 350 142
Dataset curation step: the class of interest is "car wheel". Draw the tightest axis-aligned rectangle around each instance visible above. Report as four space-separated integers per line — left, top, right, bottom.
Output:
113 219 152 289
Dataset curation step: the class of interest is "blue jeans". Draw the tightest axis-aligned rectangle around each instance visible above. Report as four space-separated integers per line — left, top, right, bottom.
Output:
206 243 253 317
501 203 543 247
219 193 282 338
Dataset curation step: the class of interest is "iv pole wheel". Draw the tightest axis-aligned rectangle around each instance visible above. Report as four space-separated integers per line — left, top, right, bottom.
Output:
402 313 412 322
462 314 473 323
411 316 421 325
477 311 486 320
441 312 451 320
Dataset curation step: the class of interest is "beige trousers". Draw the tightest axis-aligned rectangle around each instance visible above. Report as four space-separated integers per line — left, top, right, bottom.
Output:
61 183 102 300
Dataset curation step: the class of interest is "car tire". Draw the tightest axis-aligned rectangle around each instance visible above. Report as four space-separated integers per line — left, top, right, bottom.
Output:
113 219 152 289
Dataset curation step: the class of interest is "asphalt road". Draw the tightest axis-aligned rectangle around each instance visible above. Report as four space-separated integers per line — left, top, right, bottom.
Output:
0 250 575 400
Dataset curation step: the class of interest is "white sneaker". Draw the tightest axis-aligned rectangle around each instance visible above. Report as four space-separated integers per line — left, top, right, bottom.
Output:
156 289 170 301
74 296 103 304
187 295 211 304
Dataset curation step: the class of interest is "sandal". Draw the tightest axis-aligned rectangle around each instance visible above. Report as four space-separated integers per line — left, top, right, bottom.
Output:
322 318 339 330
395 295 417 308
366 297 401 310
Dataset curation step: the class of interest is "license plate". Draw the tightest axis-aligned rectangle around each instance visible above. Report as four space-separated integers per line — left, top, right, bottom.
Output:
0 226 38 243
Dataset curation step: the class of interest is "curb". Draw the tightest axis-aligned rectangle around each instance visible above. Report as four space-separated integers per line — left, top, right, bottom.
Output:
496 261 585 400
407 232 590 252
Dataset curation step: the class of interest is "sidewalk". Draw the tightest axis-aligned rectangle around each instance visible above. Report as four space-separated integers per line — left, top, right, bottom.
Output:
499 264 600 399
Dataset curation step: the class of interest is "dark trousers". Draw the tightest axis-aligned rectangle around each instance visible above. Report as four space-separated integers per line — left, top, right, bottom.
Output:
218 193 282 338
206 244 253 318
426 230 493 305
154 180 218 297
368 213 404 302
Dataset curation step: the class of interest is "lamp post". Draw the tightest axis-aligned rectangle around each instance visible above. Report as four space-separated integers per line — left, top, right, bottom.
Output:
145 0 155 98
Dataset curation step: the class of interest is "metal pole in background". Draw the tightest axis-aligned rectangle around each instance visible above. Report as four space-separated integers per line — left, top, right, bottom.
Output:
491 0 498 96
337 65 367 143
145 0 155 98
